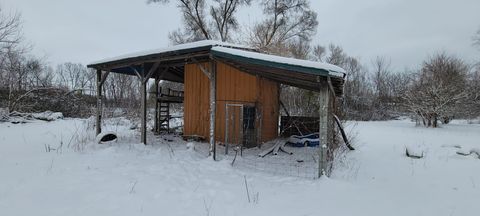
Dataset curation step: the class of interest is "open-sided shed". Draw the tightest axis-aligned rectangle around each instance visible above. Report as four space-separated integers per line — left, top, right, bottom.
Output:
87 40 346 177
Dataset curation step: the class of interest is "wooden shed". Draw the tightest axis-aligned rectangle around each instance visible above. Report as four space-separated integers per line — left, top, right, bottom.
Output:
183 61 280 147
87 40 346 177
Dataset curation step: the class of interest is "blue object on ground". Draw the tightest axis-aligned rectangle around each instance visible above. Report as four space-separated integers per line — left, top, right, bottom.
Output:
287 133 320 147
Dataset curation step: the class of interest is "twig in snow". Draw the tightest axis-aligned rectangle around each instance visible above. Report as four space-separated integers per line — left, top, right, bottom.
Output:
167 142 175 156
253 192 260 204
46 158 54 174
129 180 138 194
244 175 251 203
203 198 212 216
231 147 239 166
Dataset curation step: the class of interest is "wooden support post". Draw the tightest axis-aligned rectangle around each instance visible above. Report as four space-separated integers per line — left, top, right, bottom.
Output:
318 79 330 178
209 59 217 160
140 67 147 145
96 69 102 135
154 76 159 134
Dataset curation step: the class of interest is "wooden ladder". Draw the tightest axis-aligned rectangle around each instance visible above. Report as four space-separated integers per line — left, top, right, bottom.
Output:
159 102 170 132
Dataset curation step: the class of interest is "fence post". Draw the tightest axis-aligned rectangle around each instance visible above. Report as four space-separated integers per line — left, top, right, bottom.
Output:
140 67 147 144
96 69 102 135
209 58 217 160
318 79 330 178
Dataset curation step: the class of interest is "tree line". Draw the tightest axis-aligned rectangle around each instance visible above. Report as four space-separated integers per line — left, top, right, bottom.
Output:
0 6 142 117
0 1 479 127
150 0 480 127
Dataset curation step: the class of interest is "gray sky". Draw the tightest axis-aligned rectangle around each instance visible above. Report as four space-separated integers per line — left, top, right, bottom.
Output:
3 0 480 71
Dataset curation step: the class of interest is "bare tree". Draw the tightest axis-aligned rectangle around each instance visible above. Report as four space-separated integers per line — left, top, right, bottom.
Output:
148 0 251 43
474 27 480 48
403 52 469 127
0 7 24 90
325 44 347 66
311 44 326 62
56 62 95 93
0 7 22 56
342 56 375 120
287 38 311 59
23 56 53 88
463 65 480 118
371 56 391 98
247 0 318 53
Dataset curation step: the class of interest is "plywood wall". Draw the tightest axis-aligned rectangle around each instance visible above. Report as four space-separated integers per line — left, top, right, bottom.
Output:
183 63 210 138
258 77 280 142
183 61 279 144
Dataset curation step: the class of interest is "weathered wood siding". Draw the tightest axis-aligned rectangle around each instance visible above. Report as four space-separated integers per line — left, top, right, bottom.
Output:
258 77 280 142
183 63 210 138
183 62 279 143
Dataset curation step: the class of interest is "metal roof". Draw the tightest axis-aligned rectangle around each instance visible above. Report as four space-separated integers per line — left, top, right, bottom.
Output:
87 40 346 95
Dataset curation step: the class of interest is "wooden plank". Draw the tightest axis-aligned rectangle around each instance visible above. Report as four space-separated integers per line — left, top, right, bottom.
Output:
183 63 210 139
259 78 279 142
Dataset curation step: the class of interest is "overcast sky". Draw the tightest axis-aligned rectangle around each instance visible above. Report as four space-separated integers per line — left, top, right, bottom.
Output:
3 0 480 71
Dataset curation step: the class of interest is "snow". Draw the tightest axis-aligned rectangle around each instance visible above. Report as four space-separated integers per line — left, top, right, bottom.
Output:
1 118 479 216
89 40 251 66
31 111 64 121
211 46 347 76
1 111 64 123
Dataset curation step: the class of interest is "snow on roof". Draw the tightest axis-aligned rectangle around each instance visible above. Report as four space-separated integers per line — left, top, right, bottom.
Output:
211 46 346 77
89 40 251 66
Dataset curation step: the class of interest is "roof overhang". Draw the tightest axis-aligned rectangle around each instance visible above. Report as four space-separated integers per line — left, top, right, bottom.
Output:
210 47 345 95
87 40 346 96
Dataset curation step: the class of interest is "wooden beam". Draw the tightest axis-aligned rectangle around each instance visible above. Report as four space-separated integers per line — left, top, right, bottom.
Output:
327 77 336 98
140 66 147 144
99 70 110 86
192 57 212 79
131 66 142 80
154 76 159 134
318 79 330 178
209 58 217 160
96 69 103 135
214 57 320 91
91 52 210 71
166 68 184 80
144 61 161 83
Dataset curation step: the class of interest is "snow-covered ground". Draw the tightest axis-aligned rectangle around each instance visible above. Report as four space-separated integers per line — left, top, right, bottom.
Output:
0 118 479 216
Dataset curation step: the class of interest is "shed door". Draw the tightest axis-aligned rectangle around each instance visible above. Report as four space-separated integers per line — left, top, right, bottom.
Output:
225 104 257 154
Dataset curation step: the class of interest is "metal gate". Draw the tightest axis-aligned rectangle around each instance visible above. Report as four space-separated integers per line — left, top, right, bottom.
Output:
225 104 256 155
225 104 243 155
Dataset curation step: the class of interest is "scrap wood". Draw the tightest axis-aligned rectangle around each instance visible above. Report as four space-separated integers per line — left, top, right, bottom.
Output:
258 139 292 157
333 114 355 150
456 148 480 159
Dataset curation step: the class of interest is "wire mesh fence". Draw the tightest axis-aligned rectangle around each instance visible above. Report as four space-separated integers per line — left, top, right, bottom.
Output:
217 140 321 179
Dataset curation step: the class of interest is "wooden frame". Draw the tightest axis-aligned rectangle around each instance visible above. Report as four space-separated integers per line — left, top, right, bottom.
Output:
89 42 345 168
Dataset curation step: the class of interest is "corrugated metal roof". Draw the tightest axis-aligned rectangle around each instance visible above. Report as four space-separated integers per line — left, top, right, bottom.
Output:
211 46 346 78
88 40 251 67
